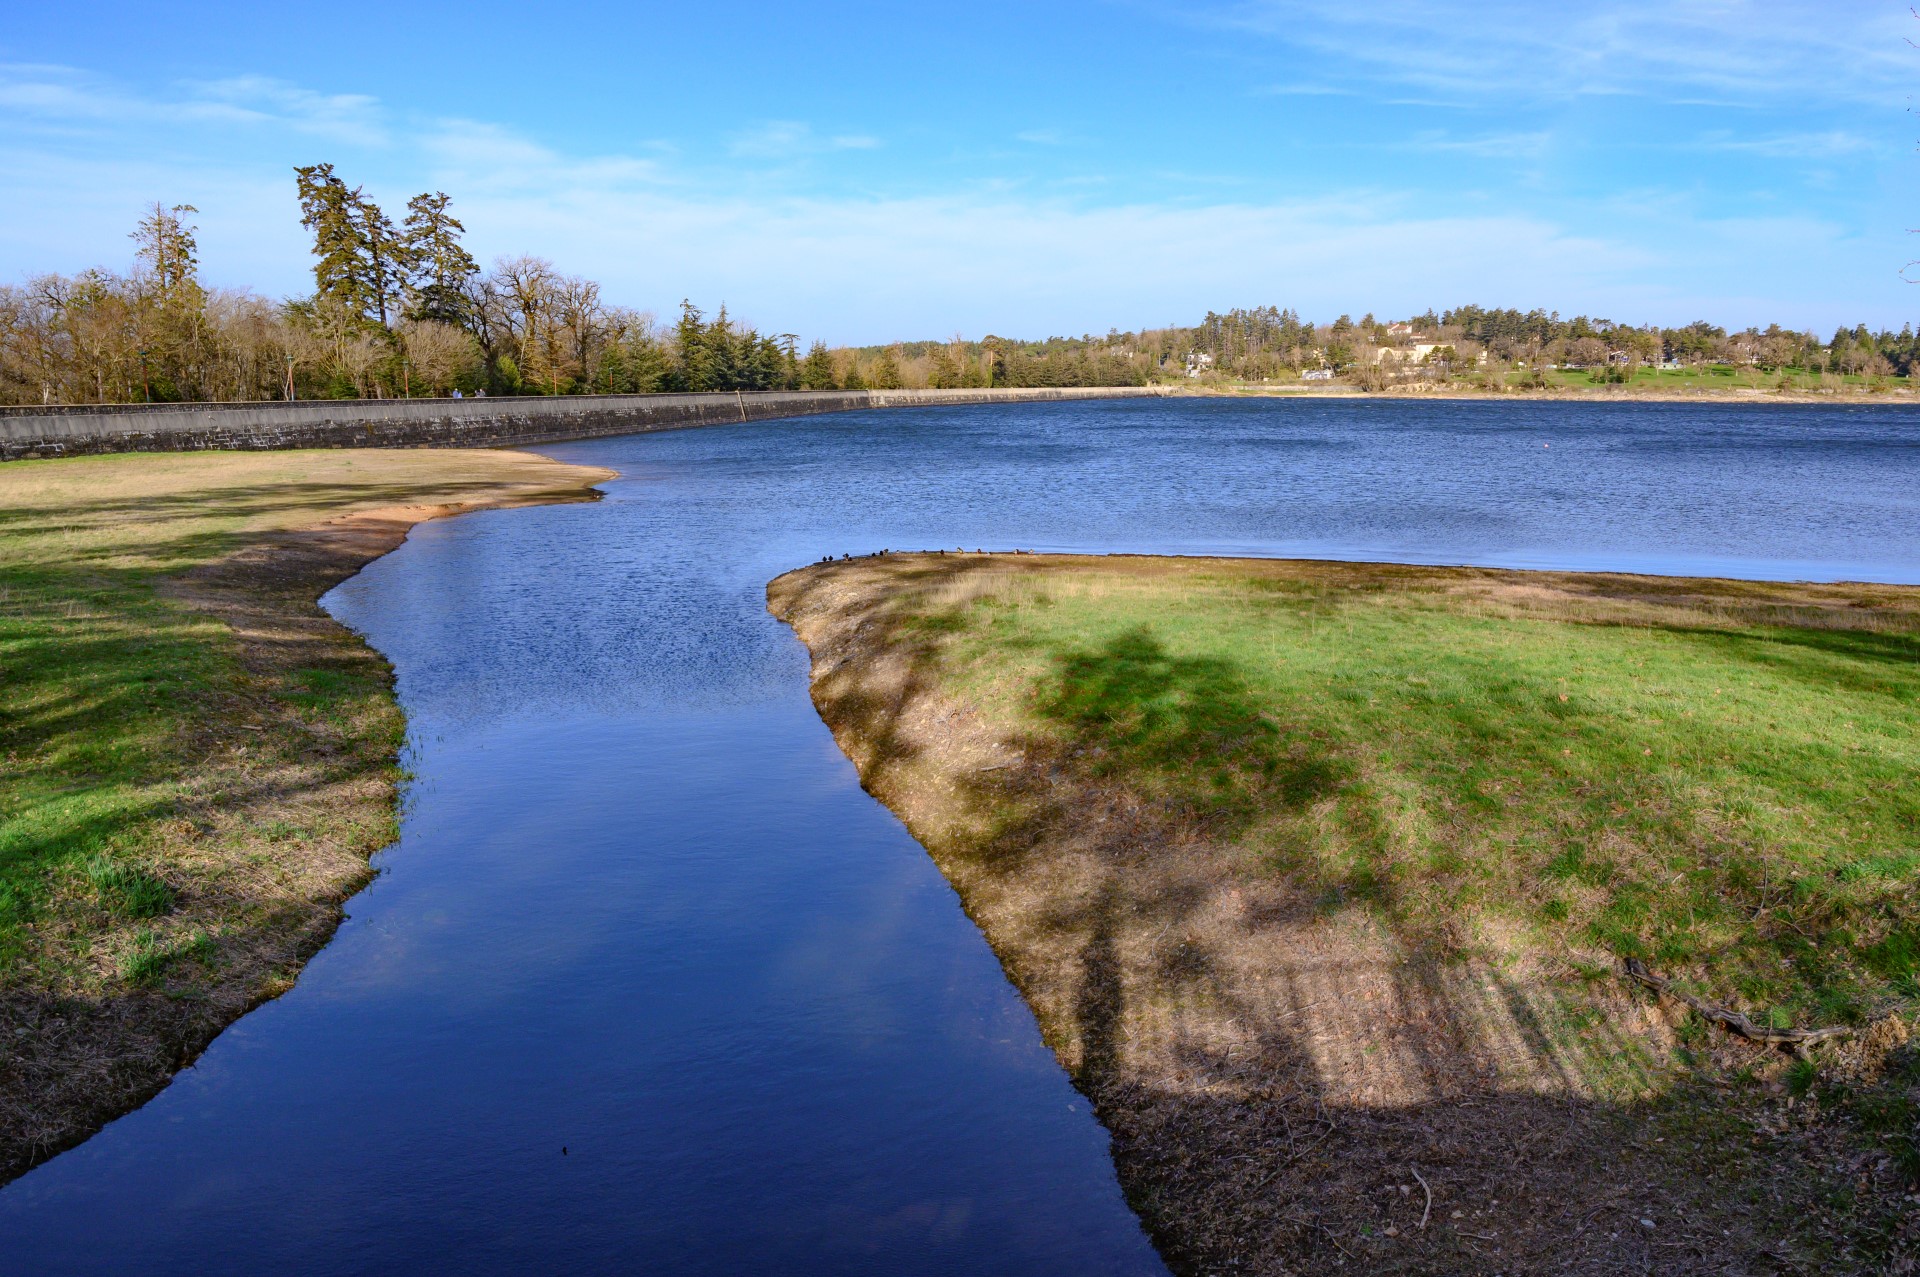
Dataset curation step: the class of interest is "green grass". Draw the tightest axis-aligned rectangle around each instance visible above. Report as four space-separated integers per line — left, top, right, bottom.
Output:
1536 364 1904 394
0 449 604 990
904 560 1920 1027
0 570 230 973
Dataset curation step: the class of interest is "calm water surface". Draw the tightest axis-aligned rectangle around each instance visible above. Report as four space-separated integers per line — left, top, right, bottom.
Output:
5 398 1918 1272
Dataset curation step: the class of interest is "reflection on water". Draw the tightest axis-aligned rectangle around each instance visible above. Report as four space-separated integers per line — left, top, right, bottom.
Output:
2 397 1916 1273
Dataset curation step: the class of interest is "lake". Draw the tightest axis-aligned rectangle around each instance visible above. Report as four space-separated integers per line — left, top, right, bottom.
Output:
3 397 1917 1272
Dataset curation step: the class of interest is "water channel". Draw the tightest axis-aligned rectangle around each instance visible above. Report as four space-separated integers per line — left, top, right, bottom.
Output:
4 398 1918 1272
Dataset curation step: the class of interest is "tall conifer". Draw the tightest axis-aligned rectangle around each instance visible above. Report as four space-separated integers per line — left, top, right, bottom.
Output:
800 339 838 389
401 192 478 326
294 164 369 323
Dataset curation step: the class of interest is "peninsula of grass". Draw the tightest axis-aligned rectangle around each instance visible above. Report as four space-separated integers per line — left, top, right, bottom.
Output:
772 553 1920 1274
0 448 611 1182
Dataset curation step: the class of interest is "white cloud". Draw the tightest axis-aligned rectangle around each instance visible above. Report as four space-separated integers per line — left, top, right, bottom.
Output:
185 76 388 147
1688 130 1883 159
1251 84 1350 97
1167 1 1915 106
0 63 1909 340
1407 131 1553 161
727 120 881 159
0 63 389 146
419 119 671 194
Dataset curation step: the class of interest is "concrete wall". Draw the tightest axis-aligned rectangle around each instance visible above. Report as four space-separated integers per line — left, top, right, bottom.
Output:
0 386 1164 462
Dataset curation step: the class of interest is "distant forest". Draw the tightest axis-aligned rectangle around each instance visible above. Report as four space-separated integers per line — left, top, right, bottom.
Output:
1 170 1912 405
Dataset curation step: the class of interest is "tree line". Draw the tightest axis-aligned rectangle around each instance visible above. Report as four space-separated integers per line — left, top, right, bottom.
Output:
0 168 825 405
1164 305 1920 383
2 173 1914 405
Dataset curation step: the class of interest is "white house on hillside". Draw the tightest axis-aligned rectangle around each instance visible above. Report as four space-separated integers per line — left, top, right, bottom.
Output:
1373 343 1487 367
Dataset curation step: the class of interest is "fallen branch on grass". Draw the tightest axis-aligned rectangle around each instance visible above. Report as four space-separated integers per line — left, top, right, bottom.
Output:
1622 958 1852 1058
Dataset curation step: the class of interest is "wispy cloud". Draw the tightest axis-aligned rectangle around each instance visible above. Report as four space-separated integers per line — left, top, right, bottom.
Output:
422 119 670 191
727 120 881 159
184 76 387 146
1687 130 1882 159
1251 83 1351 97
1407 130 1553 161
1015 128 1070 145
1167 1 1915 106
0 63 388 145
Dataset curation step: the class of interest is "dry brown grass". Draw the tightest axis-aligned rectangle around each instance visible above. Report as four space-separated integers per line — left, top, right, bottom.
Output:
771 552 1920 1276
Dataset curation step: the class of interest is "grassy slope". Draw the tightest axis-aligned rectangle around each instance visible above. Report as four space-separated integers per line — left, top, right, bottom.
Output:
0 448 610 1178
1538 365 1902 394
773 553 1920 1273
924 560 1919 1023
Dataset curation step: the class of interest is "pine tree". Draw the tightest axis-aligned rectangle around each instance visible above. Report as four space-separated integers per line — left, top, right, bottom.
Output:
353 189 404 329
800 339 838 389
130 203 200 297
401 192 478 327
751 334 788 389
294 164 403 330
676 300 716 390
128 202 209 399
927 343 962 388
706 305 740 389
870 346 903 389
295 164 370 323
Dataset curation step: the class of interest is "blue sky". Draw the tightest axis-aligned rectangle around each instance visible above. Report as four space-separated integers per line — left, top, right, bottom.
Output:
2 1 1916 342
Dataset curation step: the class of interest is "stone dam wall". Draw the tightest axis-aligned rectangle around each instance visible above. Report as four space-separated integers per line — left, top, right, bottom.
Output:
0 386 1164 462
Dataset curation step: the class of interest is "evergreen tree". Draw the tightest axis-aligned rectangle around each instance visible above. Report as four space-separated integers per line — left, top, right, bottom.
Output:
705 305 740 389
127 202 209 399
927 343 962 388
402 192 478 327
751 334 789 389
870 346 903 389
130 203 200 297
294 164 403 331
353 189 404 329
295 164 365 317
676 300 716 390
800 339 838 389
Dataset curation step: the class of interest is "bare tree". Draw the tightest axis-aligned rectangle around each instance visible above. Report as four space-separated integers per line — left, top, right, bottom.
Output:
398 319 479 396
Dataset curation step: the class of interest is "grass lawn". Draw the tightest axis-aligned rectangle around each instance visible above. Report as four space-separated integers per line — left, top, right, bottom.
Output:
1538 364 1905 394
773 553 1920 1272
0 448 608 1179
912 557 1919 1023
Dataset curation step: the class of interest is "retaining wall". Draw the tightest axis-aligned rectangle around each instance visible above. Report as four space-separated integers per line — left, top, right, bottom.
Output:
0 386 1164 462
